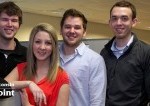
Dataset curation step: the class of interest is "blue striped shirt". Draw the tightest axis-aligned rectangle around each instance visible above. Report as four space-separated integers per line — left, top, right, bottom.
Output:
59 42 107 106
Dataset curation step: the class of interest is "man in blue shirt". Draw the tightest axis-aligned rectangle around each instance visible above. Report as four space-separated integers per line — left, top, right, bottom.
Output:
59 8 107 106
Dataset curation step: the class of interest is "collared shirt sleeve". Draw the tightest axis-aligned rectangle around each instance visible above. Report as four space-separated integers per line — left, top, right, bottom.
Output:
89 55 107 106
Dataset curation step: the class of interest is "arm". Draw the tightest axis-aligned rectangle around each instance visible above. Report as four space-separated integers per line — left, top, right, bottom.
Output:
5 66 47 105
20 89 33 106
56 84 69 106
145 48 150 102
89 56 107 106
5 67 36 90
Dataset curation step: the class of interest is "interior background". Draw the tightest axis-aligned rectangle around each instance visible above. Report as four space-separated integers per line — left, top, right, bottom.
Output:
1 0 149 52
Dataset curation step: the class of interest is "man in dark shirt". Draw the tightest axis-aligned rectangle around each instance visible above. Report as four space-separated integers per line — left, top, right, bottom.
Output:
0 1 27 105
100 1 150 106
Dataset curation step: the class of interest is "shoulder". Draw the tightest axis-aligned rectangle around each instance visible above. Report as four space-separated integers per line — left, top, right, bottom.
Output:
15 38 27 52
17 62 27 73
136 40 150 54
57 67 68 77
17 62 26 67
56 66 69 83
85 47 104 60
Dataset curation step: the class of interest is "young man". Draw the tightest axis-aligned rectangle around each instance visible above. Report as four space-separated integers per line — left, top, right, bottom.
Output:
59 8 107 106
100 1 150 106
0 1 26 105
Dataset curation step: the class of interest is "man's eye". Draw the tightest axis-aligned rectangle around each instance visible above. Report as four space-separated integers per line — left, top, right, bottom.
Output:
121 17 128 21
11 19 19 22
111 17 117 21
1 18 8 21
74 26 81 30
0 18 19 22
64 26 71 29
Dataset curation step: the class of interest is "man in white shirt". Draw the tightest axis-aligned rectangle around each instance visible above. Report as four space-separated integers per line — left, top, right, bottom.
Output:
59 8 107 106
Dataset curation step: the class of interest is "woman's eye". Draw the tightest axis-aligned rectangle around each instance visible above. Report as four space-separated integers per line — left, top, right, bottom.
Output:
46 42 52 45
35 40 41 44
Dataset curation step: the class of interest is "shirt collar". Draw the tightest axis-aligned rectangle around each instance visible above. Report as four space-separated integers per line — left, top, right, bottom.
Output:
75 42 86 55
111 35 134 52
60 42 86 56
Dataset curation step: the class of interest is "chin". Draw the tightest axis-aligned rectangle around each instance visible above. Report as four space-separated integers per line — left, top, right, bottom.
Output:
37 57 48 61
116 35 126 39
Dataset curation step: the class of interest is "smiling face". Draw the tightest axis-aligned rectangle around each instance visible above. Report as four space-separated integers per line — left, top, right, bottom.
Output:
0 12 19 40
61 16 86 48
33 31 52 62
109 7 137 39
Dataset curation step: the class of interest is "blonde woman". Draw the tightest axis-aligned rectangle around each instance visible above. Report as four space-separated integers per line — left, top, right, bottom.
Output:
5 23 69 106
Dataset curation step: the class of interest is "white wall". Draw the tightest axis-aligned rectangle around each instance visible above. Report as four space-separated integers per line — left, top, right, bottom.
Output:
16 12 150 43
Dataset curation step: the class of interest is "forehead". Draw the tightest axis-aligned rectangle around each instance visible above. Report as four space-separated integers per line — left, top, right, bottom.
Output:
0 12 19 19
64 16 83 25
34 31 51 40
111 7 132 17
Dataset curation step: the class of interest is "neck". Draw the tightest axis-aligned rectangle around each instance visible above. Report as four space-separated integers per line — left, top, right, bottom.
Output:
0 38 16 50
36 60 50 70
35 60 49 78
63 44 76 56
115 34 132 47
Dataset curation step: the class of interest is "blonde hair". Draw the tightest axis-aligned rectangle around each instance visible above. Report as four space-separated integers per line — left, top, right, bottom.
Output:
24 23 59 82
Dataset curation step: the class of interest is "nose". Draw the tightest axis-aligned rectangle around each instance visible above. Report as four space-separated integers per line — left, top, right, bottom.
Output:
70 27 75 33
7 20 12 26
116 18 122 25
40 43 46 49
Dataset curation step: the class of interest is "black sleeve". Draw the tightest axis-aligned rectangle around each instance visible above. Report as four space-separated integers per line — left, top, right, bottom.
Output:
0 77 12 98
144 47 150 102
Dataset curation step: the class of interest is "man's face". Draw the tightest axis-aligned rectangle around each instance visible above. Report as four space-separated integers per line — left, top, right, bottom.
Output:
61 16 86 47
0 12 20 40
109 7 137 39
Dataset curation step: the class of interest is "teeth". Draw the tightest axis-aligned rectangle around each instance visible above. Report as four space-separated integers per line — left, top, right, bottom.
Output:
68 35 76 39
117 29 122 31
116 28 123 31
5 29 13 34
69 36 74 39
38 52 45 55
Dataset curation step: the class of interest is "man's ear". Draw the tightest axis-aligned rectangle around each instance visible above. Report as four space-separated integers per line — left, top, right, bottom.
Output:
108 19 112 28
83 31 86 37
132 18 138 27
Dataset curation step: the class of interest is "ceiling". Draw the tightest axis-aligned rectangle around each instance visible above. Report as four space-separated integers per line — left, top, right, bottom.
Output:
2 0 150 31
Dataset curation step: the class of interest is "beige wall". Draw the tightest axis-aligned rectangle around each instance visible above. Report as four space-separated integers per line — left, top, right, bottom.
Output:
16 12 150 44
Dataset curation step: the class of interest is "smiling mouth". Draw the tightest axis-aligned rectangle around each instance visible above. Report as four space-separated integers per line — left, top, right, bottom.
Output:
116 27 124 32
5 29 13 34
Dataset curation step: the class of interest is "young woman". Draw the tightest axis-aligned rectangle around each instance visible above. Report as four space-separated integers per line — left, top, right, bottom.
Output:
5 23 69 106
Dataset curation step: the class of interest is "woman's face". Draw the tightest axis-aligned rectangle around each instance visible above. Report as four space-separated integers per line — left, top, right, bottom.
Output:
33 31 52 62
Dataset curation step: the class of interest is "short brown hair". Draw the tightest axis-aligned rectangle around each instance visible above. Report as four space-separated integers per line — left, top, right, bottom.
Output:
110 1 136 20
60 8 88 31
